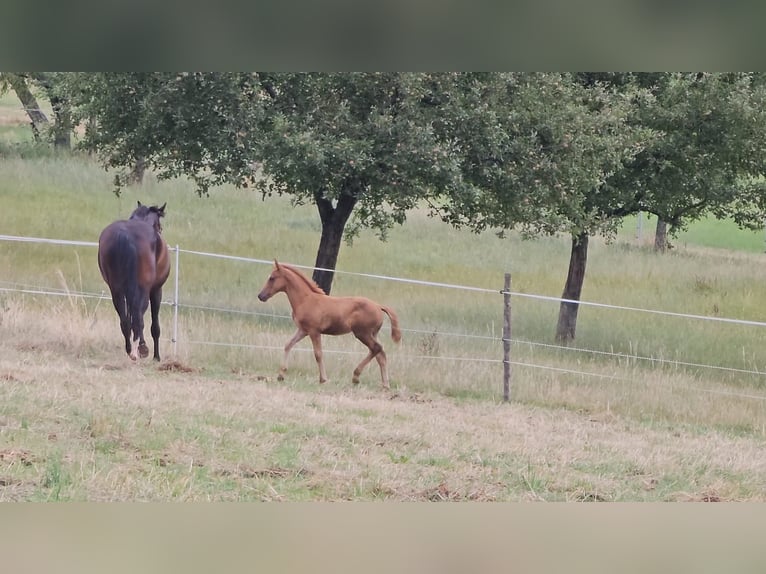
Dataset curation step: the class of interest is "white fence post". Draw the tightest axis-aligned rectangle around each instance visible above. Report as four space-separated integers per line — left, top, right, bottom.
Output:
503 272 511 402
172 244 180 357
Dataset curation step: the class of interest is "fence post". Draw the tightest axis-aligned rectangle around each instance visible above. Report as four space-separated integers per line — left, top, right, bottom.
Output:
503 273 512 402
172 244 180 357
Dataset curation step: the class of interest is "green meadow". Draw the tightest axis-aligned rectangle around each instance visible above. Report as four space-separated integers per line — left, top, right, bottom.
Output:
1 100 766 501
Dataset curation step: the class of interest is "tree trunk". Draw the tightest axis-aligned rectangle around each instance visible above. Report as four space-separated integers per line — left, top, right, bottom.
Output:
654 218 668 252
49 94 71 151
555 232 589 344
312 191 357 294
127 157 147 185
8 75 48 142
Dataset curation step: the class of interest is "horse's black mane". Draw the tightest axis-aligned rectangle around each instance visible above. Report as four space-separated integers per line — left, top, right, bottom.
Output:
130 202 165 233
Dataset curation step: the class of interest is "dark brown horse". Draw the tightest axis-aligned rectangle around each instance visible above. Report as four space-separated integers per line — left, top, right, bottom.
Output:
98 201 171 361
257 260 401 389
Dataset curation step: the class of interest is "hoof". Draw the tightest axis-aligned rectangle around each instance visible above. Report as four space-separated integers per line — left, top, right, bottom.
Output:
138 343 150 359
352 377 360 385
319 379 328 385
277 374 284 382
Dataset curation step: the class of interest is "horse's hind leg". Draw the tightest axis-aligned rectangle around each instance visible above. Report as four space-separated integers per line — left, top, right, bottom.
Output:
374 351 390 390
280 329 307 381
134 290 151 359
149 287 162 361
110 292 132 359
352 331 387 389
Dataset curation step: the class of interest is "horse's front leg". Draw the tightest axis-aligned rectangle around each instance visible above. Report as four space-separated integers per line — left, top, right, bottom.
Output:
308 332 328 384
280 328 307 381
149 287 163 361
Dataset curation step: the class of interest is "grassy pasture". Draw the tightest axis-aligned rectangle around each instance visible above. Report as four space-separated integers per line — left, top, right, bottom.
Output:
2 132 766 499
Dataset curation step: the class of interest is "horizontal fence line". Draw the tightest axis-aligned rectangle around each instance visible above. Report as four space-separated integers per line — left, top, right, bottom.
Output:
0 234 98 248
0 286 174 306
504 290 766 328
0 234 179 252
3 282 765 380
512 338 766 378
4 233 763 328
0 286 108 300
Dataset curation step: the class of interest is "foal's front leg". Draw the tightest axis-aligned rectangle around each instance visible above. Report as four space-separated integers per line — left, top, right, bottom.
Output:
279 328 307 381
309 332 328 384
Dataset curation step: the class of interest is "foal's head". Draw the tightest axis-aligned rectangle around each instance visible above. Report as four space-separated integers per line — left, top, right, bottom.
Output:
258 260 288 302
130 201 166 234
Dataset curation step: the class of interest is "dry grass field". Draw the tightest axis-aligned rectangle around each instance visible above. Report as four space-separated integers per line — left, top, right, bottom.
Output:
2 301 765 502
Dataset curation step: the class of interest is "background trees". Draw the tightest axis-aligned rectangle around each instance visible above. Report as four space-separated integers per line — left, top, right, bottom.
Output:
9 72 766 341
427 73 654 342
63 72 473 294
605 72 766 251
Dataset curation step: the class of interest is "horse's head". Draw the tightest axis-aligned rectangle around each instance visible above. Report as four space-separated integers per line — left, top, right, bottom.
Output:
257 260 287 302
130 201 166 234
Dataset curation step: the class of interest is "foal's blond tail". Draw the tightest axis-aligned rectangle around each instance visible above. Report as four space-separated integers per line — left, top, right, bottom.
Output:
381 306 402 343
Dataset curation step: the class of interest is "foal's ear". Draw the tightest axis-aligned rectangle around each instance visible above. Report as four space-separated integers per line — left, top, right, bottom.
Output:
158 202 167 216
137 200 142 207
274 259 280 270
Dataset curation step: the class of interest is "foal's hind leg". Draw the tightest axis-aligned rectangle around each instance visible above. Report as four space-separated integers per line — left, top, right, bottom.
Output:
149 287 163 361
352 331 387 389
280 328 307 381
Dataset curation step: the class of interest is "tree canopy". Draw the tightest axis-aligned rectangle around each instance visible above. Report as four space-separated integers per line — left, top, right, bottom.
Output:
66 72 475 292
57 72 766 341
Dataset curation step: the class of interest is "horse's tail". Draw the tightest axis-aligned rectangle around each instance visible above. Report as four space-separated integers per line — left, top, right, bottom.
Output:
121 237 143 343
381 306 402 343
106 231 141 341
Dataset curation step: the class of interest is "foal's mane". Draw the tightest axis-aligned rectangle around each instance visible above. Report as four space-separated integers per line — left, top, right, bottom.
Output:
282 264 325 295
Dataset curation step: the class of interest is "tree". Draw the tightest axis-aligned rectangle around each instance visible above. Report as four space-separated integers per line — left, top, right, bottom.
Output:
251 73 466 292
0 72 49 142
63 72 261 192
609 73 766 246
428 73 651 343
65 72 469 294
1 72 75 150
550 73 766 341
31 73 73 150
435 72 766 344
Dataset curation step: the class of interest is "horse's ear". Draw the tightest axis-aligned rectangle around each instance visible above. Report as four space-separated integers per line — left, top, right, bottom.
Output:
274 259 280 270
158 202 167 216
137 200 142 207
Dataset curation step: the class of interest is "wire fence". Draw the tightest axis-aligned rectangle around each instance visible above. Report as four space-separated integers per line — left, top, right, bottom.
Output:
2 233 766 403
